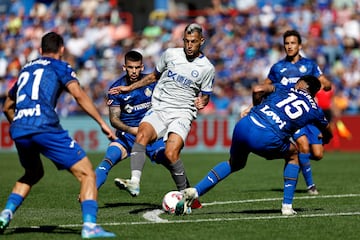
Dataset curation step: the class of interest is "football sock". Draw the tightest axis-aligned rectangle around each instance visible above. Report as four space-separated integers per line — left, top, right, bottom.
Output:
130 143 146 184
169 160 188 191
4 193 24 214
195 161 231 196
298 152 314 188
95 145 122 189
283 163 299 204
81 200 98 224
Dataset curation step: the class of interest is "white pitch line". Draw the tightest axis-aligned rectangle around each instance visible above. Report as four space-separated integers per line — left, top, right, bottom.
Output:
202 193 360 206
6 193 360 230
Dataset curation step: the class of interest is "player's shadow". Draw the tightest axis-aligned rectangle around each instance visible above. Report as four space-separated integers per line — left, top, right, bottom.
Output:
102 202 161 214
271 188 312 194
4 225 79 236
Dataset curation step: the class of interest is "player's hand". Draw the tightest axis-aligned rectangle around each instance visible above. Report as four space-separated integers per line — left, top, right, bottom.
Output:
240 105 252 118
101 123 116 140
195 93 206 110
108 86 130 95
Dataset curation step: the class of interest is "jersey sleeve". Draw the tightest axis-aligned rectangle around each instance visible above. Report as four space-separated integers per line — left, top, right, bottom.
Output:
201 65 215 95
155 49 169 74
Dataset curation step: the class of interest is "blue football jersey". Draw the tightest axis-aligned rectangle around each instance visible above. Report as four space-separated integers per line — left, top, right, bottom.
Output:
107 74 155 130
267 57 322 88
8 57 78 139
249 84 328 140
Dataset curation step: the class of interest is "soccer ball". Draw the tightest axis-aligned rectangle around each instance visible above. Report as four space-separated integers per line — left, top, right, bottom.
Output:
162 191 183 214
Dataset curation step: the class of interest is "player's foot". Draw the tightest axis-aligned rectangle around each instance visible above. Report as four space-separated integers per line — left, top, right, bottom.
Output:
0 210 12 234
81 225 116 238
175 188 198 215
307 185 319 195
281 204 297 216
114 178 140 197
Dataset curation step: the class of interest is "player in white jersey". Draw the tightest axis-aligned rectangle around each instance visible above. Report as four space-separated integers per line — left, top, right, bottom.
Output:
110 23 215 205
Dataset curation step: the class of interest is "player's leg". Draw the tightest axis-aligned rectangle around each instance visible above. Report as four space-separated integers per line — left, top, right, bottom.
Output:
95 141 127 190
115 120 158 197
0 137 43 233
175 119 250 215
70 157 115 238
39 131 115 238
294 129 317 193
282 144 300 216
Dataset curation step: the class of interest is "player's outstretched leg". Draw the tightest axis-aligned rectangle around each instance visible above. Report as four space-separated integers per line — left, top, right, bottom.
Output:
114 178 140 197
175 188 198 215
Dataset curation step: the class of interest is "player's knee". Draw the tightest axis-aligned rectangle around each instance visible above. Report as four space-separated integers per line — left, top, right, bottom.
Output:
164 149 179 163
311 151 323 161
19 168 44 186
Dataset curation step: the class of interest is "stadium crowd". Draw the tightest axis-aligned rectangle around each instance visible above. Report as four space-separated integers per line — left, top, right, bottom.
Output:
0 0 359 117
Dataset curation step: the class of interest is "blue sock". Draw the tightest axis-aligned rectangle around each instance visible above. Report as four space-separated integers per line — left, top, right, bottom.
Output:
95 145 122 189
195 161 232 196
299 152 313 188
81 200 98 224
4 193 24 213
283 163 300 204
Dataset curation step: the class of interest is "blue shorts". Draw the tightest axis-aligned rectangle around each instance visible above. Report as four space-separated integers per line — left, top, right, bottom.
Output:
230 116 291 162
293 124 322 145
13 130 86 170
115 131 165 163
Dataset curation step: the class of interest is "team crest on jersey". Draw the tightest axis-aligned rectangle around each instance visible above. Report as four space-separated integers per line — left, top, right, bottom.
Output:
191 70 199 78
107 99 113 105
144 87 152 97
299 65 307 73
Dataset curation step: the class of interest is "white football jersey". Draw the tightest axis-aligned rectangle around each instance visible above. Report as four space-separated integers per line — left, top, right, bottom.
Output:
152 48 215 119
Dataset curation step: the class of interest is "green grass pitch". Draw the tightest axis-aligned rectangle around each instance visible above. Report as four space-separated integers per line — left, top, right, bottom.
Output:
0 151 359 239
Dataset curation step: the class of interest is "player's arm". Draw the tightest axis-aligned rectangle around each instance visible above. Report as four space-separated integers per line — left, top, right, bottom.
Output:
319 74 332 91
3 95 16 123
252 83 275 106
109 71 159 94
109 106 137 135
67 81 116 140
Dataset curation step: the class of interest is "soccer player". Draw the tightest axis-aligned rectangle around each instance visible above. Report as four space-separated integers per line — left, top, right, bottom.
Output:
0 32 116 238
95 50 189 194
264 30 332 195
176 75 333 216
109 23 215 199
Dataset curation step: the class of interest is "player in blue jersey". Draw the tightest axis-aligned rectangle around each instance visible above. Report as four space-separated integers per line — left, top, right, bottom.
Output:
95 50 190 195
109 24 214 209
0 32 116 238
264 30 332 195
175 75 333 216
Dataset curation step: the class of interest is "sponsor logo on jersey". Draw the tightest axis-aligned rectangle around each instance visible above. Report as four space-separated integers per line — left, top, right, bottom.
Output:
13 104 41 121
260 105 286 129
167 70 193 87
124 102 152 113
280 77 299 86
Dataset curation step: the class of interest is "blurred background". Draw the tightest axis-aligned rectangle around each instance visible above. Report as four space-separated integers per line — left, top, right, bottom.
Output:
0 0 359 152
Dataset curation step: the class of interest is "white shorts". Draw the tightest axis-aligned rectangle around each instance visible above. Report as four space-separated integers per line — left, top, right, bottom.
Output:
141 109 193 142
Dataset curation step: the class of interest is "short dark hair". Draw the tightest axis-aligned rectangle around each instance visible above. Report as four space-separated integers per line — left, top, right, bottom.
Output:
184 23 203 36
298 75 321 97
283 30 302 44
41 32 64 54
125 50 143 62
